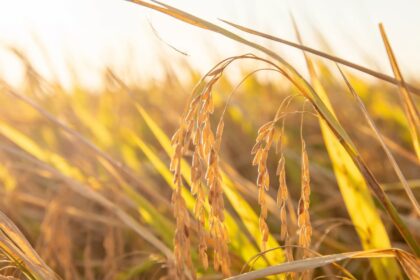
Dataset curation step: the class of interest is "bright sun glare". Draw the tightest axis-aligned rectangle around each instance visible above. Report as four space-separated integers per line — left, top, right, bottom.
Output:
0 0 419 88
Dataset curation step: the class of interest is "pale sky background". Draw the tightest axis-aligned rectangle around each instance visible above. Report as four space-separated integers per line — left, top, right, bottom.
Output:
0 0 419 88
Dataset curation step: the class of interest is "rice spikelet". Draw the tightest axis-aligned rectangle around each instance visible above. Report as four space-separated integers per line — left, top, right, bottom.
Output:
276 155 288 241
253 96 293 251
170 122 195 279
297 139 312 254
253 121 275 250
170 70 231 277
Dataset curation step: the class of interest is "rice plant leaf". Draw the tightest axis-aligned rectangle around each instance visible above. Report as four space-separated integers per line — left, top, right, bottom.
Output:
71 102 113 149
125 130 196 210
97 157 174 245
290 19 402 279
309 70 402 280
65 91 176 244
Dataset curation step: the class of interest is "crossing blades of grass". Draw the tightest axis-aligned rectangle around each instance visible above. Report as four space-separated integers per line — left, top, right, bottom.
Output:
127 0 419 255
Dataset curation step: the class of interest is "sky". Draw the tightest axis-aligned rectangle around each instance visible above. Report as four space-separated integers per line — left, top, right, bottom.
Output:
0 0 419 88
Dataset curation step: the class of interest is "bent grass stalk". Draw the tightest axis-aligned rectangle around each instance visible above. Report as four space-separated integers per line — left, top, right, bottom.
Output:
218 19 420 97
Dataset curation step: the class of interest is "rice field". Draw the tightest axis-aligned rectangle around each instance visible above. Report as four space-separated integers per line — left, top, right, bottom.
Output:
0 1 419 279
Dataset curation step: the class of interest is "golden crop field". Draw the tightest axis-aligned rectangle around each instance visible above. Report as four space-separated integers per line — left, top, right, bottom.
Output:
0 1 418 279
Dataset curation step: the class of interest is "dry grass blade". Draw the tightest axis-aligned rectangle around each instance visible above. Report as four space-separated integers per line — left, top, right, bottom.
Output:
226 249 419 280
219 19 420 96
337 65 420 216
379 23 420 160
0 211 59 280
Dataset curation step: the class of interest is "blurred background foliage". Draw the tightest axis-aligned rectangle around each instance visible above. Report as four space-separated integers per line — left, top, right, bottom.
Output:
0 46 417 278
